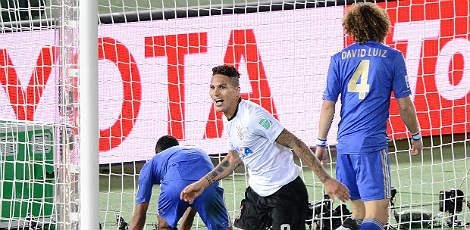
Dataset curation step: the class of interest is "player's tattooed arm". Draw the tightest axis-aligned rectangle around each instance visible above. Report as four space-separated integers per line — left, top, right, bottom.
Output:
203 150 242 186
180 150 242 204
275 129 331 183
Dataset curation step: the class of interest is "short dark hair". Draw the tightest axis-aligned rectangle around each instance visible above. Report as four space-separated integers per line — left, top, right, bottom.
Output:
212 64 240 87
343 2 390 43
155 135 179 153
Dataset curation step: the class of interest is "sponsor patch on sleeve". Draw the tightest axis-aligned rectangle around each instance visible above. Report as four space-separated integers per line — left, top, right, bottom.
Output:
258 117 272 129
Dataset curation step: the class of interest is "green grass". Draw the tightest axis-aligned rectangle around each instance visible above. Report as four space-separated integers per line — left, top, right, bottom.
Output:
99 139 470 229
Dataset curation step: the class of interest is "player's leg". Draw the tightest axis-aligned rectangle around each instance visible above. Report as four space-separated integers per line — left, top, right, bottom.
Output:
193 184 232 230
269 177 309 230
233 186 270 230
179 207 197 230
355 149 391 230
336 154 363 230
156 215 174 230
351 200 365 220
361 200 389 230
157 183 190 229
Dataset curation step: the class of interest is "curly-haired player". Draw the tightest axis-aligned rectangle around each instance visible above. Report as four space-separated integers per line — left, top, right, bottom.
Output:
315 3 423 230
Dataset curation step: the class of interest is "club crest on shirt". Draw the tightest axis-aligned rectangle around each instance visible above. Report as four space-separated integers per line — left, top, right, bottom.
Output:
236 124 245 140
258 117 272 129
404 75 411 89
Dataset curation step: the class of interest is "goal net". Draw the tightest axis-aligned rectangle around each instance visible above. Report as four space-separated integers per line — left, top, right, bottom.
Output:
1 0 469 229
0 0 80 229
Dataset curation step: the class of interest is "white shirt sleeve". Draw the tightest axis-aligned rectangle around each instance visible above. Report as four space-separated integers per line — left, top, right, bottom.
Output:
251 108 284 143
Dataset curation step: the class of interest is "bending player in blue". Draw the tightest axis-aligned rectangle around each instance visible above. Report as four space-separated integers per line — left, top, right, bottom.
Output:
315 3 423 230
129 135 231 230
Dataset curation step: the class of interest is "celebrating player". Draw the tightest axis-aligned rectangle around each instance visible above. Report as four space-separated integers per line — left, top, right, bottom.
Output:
315 3 423 230
180 64 349 230
129 135 231 230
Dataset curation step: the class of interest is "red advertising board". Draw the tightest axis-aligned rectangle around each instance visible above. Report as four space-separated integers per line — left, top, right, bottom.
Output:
0 1 468 163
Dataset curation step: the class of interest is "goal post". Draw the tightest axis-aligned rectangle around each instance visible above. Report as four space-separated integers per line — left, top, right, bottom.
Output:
0 0 99 229
78 0 99 228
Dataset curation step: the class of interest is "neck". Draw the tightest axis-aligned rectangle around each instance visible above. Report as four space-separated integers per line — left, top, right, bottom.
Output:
224 98 241 120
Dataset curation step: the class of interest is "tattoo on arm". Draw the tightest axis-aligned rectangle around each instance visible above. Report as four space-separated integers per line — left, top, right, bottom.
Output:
206 171 218 185
204 155 239 185
276 129 331 183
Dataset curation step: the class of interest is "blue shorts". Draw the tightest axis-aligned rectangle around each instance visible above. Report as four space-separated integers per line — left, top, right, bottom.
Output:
336 149 391 201
158 182 230 229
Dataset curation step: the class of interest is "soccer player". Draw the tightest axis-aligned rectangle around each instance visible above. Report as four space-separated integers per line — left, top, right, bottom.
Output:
129 135 231 230
180 65 350 230
315 3 423 230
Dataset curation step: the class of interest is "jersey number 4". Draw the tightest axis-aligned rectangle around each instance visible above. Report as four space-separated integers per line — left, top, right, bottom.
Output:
347 60 370 100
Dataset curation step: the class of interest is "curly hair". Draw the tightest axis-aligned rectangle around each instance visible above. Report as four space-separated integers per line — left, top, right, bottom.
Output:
212 64 240 87
343 2 390 43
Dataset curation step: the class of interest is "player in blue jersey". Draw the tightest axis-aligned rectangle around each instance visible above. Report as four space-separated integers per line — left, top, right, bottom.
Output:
129 135 231 230
315 3 423 230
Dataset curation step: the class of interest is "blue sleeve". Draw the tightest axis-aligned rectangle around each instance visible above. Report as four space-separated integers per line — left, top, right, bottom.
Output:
392 53 412 98
135 160 158 204
323 56 341 102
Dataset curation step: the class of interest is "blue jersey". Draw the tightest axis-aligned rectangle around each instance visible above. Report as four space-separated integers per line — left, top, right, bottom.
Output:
135 146 214 204
323 41 411 154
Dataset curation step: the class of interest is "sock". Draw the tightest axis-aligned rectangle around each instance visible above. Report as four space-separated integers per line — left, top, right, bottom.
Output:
360 219 383 230
355 219 363 226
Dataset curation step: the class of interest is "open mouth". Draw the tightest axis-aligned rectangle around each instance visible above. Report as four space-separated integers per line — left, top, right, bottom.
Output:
214 98 224 106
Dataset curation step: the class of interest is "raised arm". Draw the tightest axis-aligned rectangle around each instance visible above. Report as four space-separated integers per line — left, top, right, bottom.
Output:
180 150 241 203
397 96 422 155
275 129 349 201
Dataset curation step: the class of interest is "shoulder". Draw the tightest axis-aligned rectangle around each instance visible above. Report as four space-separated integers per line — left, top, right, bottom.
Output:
331 50 343 62
241 100 267 115
157 146 183 158
140 158 156 174
331 44 355 63
239 99 255 110
379 43 403 58
236 100 260 120
148 146 182 165
189 147 208 155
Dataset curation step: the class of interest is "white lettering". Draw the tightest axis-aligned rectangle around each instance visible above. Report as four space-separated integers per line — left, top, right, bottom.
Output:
381 49 387 58
435 38 470 100
393 20 440 100
360 48 367 57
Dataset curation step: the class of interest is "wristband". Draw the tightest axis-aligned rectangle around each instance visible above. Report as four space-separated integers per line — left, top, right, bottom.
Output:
411 131 422 141
316 138 327 147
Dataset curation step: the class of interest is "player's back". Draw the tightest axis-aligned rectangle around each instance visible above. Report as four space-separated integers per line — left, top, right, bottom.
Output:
151 146 214 184
328 41 408 153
